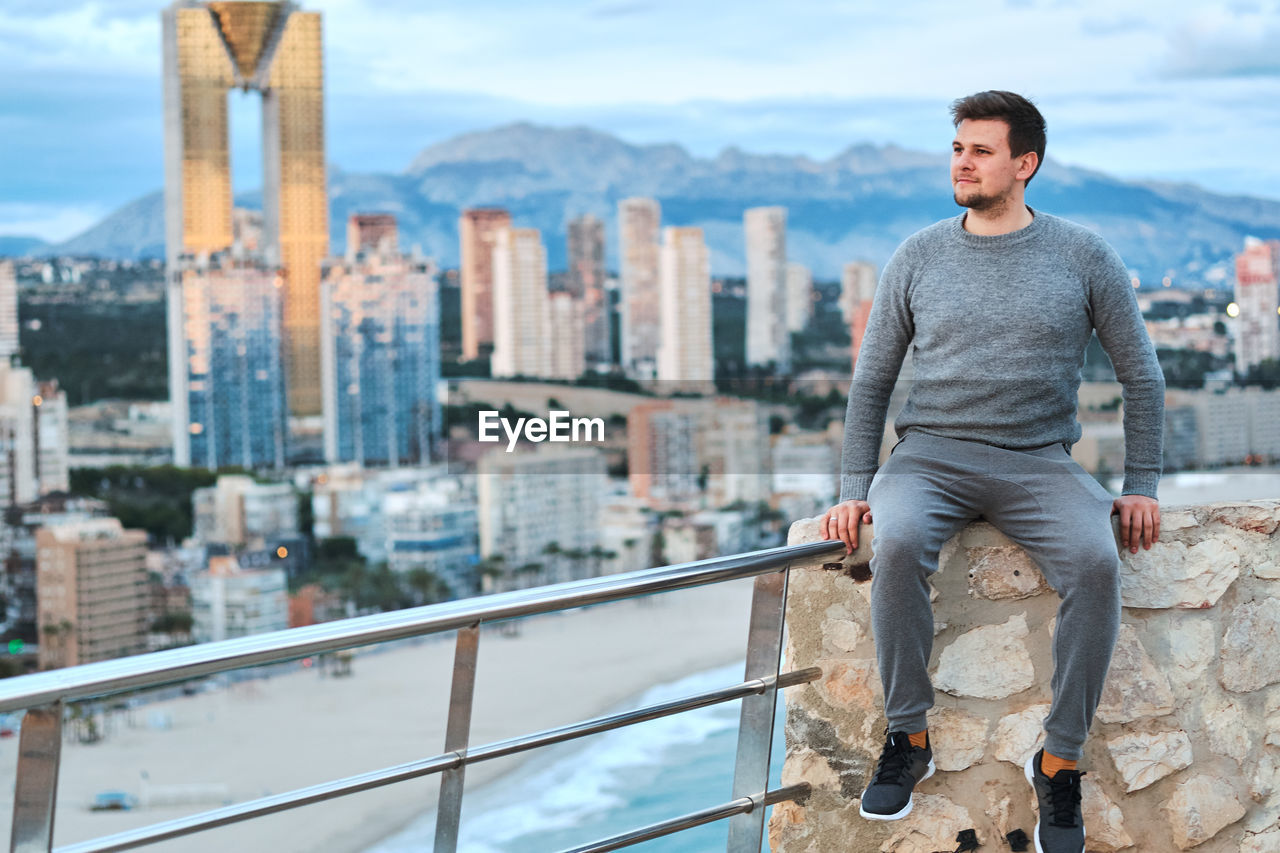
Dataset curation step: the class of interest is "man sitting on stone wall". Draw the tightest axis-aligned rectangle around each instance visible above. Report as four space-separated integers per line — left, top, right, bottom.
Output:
819 90 1165 853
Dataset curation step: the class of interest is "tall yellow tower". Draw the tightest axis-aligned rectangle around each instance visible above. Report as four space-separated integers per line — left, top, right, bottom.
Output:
162 0 327 423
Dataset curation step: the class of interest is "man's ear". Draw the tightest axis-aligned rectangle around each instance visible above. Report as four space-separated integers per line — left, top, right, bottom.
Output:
1016 151 1039 182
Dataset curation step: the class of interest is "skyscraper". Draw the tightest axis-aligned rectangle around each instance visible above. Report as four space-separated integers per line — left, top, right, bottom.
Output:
1234 238 1280 374
786 262 813 333
842 261 878 371
658 226 713 382
567 214 610 365
744 206 790 372
179 252 288 470
547 292 586 380
162 0 327 418
618 197 662 378
321 215 441 467
0 259 17 361
0 365 70 503
459 208 512 361
491 227 551 378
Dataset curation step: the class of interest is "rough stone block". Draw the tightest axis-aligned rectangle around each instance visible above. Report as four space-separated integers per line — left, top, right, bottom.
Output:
933 614 1035 700
1163 774 1248 849
1119 539 1240 609
966 545 1051 600
877 794 975 853
926 706 989 771
1106 729 1193 792
1097 624 1175 723
993 703 1051 768
1221 598 1280 693
1082 778 1136 851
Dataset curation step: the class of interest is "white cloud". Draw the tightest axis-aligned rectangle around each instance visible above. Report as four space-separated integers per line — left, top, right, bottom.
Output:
0 203 108 243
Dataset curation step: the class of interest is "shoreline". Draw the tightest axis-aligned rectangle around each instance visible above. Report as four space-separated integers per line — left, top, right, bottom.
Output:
0 580 756 853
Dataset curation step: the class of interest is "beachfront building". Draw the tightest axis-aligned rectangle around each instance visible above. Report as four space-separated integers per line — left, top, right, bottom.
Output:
627 397 770 510
477 446 606 589
383 477 479 600
35 518 148 669
618 197 662 378
744 206 790 372
0 363 70 503
627 400 700 506
657 226 713 383
321 215 441 467
190 555 289 644
162 0 327 417
786 262 814 333
192 475 300 548
311 466 479 595
567 213 611 365
173 252 288 470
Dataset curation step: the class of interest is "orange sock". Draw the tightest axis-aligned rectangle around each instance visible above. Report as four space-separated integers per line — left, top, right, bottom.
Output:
1041 751 1077 778
908 730 928 750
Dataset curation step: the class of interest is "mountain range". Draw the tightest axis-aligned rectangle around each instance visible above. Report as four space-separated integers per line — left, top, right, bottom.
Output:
43 122 1280 283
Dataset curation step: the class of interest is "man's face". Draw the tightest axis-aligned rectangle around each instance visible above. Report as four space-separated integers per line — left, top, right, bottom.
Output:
951 118 1036 212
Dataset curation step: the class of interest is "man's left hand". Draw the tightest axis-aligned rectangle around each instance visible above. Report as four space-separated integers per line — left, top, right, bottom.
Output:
1113 495 1160 554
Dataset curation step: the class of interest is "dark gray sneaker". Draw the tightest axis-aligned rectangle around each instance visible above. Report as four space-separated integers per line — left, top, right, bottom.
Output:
859 731 935 820
1024 749 1086 853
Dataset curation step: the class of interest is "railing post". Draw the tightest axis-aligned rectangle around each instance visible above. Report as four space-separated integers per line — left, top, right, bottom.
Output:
10 702 63 853
433 624 480 853
726 569 788 851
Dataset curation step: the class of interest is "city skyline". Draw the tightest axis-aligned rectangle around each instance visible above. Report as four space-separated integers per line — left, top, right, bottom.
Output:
3 1 1279 242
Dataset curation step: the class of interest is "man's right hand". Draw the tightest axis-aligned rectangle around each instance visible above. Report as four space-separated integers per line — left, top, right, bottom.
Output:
820 500 873 555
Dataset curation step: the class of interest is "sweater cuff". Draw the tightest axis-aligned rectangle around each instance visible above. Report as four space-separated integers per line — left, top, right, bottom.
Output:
1121 469 1160 500
840 474 875 503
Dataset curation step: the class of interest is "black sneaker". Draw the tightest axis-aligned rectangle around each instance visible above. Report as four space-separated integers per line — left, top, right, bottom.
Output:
859 731 935 820
1024 749 1086 853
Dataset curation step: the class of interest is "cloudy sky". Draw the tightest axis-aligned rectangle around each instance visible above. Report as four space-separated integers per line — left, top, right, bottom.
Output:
2 0 1279 241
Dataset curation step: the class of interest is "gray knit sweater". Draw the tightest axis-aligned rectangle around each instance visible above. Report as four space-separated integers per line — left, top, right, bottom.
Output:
840 209 1165 502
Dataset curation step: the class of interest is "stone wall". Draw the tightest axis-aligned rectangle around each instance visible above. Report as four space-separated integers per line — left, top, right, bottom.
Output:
770 501 1280 853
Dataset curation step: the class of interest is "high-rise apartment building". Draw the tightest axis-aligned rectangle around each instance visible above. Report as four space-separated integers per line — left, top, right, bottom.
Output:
842 261 878 370
786 262 813 334
491 227 552 379
1234 238 1280 373
0 363 70 503
547 292 586 380
567 214 610 365
321 216 441 466
162 1 328 417
744 206 790 372
36 518 148 669
618 198 662 378
190 555 289 643
0 259 17 360
177 253 288 470
658 226 713 382
459 208 512 360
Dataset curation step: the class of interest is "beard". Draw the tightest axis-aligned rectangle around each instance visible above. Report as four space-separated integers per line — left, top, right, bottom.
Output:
953 184 1008 213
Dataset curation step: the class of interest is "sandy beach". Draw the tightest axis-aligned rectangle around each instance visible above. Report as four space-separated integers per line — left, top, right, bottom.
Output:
0 580 758 853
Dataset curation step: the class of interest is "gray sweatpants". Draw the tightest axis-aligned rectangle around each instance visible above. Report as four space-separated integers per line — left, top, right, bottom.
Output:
865 430 1122 761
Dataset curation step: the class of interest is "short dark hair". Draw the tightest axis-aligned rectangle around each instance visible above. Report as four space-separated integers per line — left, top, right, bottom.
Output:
950 90 1046 185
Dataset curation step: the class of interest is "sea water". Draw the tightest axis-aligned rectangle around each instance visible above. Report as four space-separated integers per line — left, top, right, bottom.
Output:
365 662 785 853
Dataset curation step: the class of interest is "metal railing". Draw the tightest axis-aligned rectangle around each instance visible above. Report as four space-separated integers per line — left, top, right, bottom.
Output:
0 539 844 853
